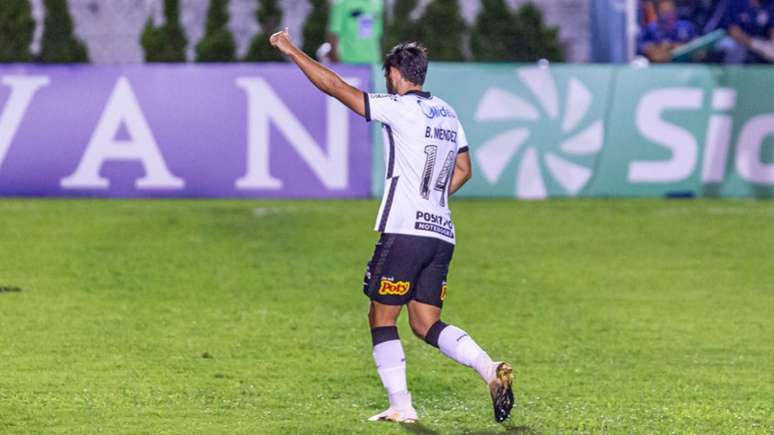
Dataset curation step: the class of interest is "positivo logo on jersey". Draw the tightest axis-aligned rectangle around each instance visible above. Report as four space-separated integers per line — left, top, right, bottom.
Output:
473 66 605 199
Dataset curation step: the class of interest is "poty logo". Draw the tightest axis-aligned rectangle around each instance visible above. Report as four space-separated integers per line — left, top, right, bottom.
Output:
473 66 604 199
378 279 411 296
418 100 456 120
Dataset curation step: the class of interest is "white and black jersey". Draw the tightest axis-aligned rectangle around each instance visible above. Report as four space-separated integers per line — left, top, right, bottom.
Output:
365 90 469 245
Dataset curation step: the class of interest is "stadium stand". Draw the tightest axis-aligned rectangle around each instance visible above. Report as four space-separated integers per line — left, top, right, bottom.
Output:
638 0 774 63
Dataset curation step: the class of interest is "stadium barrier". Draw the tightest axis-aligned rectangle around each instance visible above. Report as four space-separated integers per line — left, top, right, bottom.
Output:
1 63 772 199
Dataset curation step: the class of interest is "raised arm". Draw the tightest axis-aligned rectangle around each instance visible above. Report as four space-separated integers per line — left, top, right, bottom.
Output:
730 25 774 62
450 151 472 195
270 28 365 116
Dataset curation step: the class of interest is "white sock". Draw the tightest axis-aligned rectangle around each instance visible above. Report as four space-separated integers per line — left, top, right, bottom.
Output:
437 324 496 383
372 339 410 408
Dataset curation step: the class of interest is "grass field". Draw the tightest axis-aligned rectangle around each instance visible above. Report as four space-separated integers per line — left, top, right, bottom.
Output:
1 198 772 434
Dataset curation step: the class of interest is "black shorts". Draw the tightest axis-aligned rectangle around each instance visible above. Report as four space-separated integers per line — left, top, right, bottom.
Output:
362 233 455 308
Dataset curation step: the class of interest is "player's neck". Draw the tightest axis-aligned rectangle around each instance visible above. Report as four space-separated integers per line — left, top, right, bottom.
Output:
397 85 423 96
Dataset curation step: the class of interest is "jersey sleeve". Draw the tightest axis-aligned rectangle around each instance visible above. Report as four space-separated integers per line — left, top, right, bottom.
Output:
457 122 470 154
364 92 403 125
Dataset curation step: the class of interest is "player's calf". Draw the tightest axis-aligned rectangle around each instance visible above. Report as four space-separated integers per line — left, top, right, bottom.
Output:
408 317 435 340
424 320 515 422
369 325 418 421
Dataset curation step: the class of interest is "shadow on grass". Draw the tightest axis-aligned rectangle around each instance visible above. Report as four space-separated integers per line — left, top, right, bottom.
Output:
400 422 539 435
400 422 439 435
460 425 540 435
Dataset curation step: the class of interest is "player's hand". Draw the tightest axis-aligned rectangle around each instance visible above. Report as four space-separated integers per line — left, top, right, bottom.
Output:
270 28 295 55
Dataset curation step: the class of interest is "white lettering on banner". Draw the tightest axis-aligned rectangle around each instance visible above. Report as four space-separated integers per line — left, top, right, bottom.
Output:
701 89 736 183
736 113 774 184
61 76 184 189
234 77 358 190
628 88 703 182
0 76 50 169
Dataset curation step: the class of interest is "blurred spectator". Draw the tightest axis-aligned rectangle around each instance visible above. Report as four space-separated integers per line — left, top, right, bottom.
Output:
326 0 384 64
723 0 774 62
639 0 697 62
641 0 658 26
676 0 722 31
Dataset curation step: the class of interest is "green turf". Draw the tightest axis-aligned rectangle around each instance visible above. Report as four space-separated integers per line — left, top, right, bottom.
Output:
1 198 772 434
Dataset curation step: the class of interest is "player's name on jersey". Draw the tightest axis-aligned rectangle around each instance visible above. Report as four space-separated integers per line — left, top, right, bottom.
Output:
424 126 458 143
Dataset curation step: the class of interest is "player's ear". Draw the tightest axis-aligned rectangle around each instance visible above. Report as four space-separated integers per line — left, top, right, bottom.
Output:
388 67 401 83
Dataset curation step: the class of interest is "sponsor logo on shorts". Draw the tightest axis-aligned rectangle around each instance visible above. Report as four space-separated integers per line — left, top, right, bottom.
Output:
378 279 411 296
440 283 448 301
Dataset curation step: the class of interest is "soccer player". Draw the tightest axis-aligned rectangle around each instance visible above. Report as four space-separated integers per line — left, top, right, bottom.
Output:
270 28 514 424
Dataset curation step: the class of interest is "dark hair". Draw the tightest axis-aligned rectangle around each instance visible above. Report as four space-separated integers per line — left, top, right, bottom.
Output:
383 42 428 86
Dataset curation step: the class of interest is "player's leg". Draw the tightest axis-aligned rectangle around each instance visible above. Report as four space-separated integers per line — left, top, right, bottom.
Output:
409 240 514 423
362 234 421 422
368 301 415 421
408 242 498 382
408 300 499 385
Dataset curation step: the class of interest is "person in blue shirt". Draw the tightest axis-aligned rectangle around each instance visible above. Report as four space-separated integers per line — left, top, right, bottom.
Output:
677 0 721 32
726 0 774 62
640 0 698 62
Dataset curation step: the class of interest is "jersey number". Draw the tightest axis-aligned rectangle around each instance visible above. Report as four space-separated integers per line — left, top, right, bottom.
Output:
420 145 455 206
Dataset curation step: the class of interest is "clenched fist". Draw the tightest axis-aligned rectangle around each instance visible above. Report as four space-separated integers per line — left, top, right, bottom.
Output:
270 28 295 55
